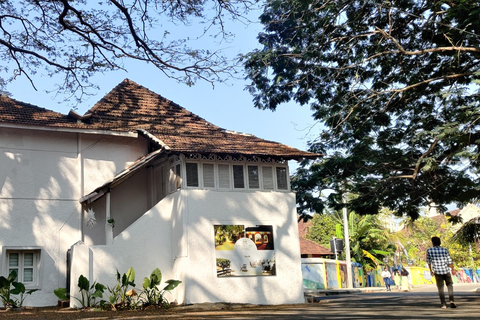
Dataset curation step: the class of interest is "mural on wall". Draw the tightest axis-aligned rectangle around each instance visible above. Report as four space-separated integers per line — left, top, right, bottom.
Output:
214 225 276 277
302 263 326 289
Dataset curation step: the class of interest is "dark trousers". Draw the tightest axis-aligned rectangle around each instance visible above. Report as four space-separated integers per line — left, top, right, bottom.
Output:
434 273 454 305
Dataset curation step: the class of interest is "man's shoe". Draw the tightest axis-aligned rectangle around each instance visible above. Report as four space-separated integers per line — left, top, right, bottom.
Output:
441 305 447 309
450 302 457 308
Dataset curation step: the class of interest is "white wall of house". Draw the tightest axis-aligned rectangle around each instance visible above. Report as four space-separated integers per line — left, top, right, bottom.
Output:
75 188 304 306
0 126 147 307
0 128 82 306
72 191 182 308
181 189 304 305
2 125 304 306
81 135 147 195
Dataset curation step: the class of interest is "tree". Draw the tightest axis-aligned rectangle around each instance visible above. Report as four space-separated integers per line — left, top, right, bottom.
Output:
244 0 480 219
395 214 479 268
452 216 480 245
306 205 394 268
0 0 257 102
342 211 394 269
305 213 338 247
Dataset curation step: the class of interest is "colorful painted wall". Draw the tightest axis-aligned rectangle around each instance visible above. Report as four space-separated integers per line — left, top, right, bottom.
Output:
302 260 480 291
301 259 366 290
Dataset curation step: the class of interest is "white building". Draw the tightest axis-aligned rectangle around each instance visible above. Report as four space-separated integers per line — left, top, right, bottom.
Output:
0 79 319 307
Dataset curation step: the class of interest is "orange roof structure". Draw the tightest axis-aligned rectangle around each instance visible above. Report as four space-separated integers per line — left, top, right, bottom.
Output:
0 79 320 160
298 218 334 258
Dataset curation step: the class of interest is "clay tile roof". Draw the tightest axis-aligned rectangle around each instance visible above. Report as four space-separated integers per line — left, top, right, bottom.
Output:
0 95 76 127
297 217 333 257
0 79 321 160
448 209 461 217
299 237 334 256
84 79 320 159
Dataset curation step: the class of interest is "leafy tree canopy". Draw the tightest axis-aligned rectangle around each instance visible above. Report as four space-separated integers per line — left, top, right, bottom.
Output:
305 213 337 247
244 0 480 219
0 0 257 102
401 215 479 268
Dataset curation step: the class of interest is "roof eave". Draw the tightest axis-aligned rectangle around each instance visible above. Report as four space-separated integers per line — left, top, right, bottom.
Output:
0 122 138 138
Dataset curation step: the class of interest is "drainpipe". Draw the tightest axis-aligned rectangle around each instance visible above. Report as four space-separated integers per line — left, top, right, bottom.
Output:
105 192 113 245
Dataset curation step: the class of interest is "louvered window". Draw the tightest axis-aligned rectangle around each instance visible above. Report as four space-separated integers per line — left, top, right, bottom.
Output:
218 164 230 188
276 167 288 190
186 163 199 187
203 164 215 188
262 166 274 190
248 165 259 189
233 165 245 188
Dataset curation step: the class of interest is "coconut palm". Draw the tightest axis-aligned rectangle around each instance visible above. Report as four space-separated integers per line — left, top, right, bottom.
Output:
452 217 480 246
333 211 394 269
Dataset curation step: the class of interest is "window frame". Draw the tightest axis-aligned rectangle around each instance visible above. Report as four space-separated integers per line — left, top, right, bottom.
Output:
185 162 200 188
179 155 291 192
202 162 216 189
275 166 289 190
247 165 260 189
232 164 246 189
2 247 42 289
217 163 232 190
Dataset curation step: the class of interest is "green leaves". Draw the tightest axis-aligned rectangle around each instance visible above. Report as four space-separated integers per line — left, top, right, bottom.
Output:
55 267 181 310
250 0 480 219
143 268 162 290
163 280 182 292
78 275 90 292
0 270 37 308
54 288 69 300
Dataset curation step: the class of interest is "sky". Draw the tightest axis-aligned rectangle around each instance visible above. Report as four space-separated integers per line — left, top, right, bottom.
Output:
4 5 320 172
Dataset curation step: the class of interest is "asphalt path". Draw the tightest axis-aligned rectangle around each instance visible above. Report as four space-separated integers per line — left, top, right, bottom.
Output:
1 284 479 319
169 284 480 320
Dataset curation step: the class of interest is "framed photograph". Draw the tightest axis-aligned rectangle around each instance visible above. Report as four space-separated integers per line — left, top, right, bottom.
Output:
214 225 276 277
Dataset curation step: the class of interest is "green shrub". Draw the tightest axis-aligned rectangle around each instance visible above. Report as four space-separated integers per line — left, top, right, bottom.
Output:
0 270 38 308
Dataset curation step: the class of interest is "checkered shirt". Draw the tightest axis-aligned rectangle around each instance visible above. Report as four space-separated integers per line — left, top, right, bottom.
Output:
426 246 453 275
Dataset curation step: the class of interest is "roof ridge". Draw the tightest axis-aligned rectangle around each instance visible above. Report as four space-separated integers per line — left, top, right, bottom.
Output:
86 78 224 130
1 80 321 160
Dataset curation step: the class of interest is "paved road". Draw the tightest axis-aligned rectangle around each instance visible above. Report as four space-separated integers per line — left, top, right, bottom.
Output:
171 284 480 320
1 284 479 319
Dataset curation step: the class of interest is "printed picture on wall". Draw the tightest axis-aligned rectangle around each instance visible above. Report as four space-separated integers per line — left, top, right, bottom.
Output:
214 225 276 277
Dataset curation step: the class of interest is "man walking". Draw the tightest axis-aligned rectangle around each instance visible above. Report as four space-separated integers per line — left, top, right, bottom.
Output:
426 236 456 309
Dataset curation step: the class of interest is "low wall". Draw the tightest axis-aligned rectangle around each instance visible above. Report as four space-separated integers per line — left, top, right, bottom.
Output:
301 259 366 290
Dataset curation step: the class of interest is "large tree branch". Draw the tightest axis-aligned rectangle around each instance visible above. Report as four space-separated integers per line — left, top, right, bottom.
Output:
376 27 480 54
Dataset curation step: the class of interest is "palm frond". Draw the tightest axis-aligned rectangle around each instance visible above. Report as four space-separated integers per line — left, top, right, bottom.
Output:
452 217 480 245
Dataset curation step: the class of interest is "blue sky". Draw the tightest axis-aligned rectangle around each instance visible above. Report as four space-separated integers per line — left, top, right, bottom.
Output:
5 7 319 172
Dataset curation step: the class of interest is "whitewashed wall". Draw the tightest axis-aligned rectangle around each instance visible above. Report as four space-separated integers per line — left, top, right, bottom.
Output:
78 188 304 306
74 191 181 308
0 128 82 306
182 189 304 305
0 127 146 306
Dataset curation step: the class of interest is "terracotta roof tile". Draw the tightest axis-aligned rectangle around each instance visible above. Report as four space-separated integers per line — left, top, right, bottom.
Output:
0 95 76 127
299 237 334 256
297 217 333 257
0 79 320 160
297 219 313 238
448 209 461 217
